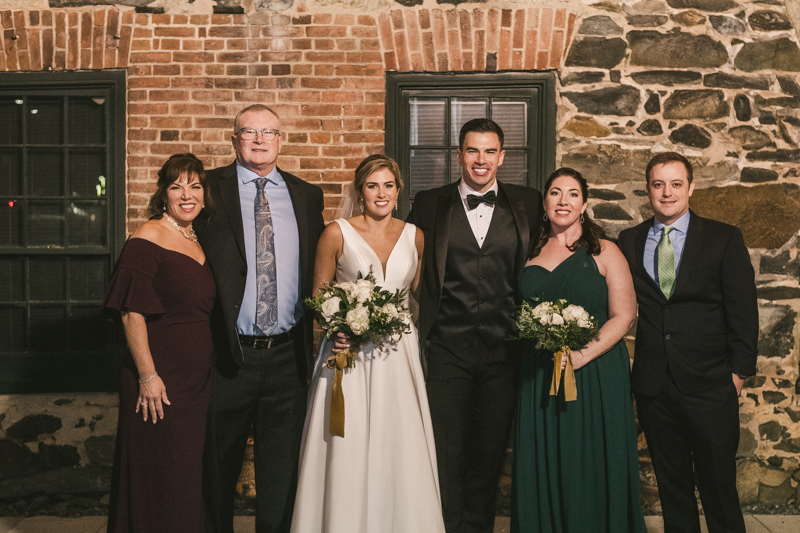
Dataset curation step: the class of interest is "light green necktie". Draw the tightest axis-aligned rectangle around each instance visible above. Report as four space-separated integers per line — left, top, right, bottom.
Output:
657 226 676 298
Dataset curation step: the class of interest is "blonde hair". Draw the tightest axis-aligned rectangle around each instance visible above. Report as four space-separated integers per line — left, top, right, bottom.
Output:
353 154 404 195
233 104 280 132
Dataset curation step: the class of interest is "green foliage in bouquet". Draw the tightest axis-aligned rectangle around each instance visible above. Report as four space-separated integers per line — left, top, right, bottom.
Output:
305 267 411 351
513 298 600 353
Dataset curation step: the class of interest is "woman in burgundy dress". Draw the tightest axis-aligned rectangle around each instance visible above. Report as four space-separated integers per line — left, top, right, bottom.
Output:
103 153 216 532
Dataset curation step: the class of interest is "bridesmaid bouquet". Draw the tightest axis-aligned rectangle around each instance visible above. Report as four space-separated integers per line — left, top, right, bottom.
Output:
305 268 411 437
514 299 600 402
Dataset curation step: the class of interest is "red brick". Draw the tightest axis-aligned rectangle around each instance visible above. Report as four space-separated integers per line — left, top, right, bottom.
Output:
42 27 54 68
247 64 270 76
171 103 214 115
384 51 397 71
288 132 309 143
246 38 271 49
261 26 303 38
172 14 188 24
392 31 410 72
459 10 472 51
129 103 169 115
447 29 461 70
119 23 132 68
133 27 152 39
549 29 564 69
182 131 202 142
536 50 548 70
283 118 323 130
499 29 511 70
474 29 485 71
67 27 78 69
309 132 331 144
190 15 209 25
306 26 347 38
182 64 204 76
301 104 342 117
566 13 576 50
282 145 320 157
432 10 447 51
155 27 195 38
215 77 257 89
150 90 191 101
343 132 384 143
437 51 448 71
80 11 92 48
129 116 148 128
224 38 245 51
129 51 172 63
129 77 171 88
347 51 382 63
18 51 31 72
351 26 377 38
173 51 215 62
322 91 364 103
335 64 365 76
406 11 421 52
191 144 232 156
208 26 248 38
260 51 302 62
151 143 191 155
150 117 193 128
527 7 539 29
192 90 233 101
512 50 523 70
292 64 312 75
55 11 66 48
130 40 151 51
160 39 181 51
313 39 335 50
313 14 333 24
150 64 178 76
293 15 312 25
357 15 375 26
205 64 225 75
300 158 342 170
322 145 366 157
315 64 335 76
292 38 312 50
334 14 355 26
336 38 357 51
523 29 537 70
305 51 344 62
226 65 247 76
365 91 384 103
151 14 171 25
204 39 224 50
28 29 41 70
378 13 393 50
539 8 553 50
128 65 151 76
512 10 526 49
555 8 566 29
344 78 383 91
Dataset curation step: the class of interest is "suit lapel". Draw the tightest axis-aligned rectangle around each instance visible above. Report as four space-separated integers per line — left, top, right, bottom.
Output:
672 210 702 297
635 219 664 297
282 169 310 283
434 183 458 290
217 163 247 261
498 181 530 278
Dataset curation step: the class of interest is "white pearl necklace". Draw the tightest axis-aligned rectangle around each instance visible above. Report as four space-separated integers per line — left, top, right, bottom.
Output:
163 213 198 242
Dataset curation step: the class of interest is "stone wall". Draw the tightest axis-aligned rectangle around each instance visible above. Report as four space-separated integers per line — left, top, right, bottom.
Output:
0 0 798 516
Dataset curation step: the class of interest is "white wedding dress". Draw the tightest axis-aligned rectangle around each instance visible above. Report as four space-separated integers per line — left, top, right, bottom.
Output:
290 219 445 533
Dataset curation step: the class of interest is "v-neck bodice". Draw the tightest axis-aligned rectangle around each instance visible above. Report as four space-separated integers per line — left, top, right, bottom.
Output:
335 219 418 293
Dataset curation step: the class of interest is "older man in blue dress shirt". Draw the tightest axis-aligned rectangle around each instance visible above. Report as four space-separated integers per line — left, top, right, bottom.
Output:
196 105 325 533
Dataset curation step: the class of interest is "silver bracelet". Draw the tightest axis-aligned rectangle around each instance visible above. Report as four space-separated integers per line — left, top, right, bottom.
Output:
138 372 157 384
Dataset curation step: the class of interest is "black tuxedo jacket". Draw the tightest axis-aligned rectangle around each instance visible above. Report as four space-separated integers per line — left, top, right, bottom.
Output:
406 180 543 344
194 162 325 379
618 210 758 396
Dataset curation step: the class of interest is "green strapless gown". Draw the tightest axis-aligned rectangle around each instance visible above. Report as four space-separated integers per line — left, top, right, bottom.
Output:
512 247 646 533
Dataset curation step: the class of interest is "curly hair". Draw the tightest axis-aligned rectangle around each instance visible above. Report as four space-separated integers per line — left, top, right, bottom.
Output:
528 167 605 259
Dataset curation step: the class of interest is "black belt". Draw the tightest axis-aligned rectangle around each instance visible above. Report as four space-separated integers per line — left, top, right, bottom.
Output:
239 331 293 349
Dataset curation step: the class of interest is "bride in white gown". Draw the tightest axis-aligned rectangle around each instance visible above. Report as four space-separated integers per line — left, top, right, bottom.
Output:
290 155 446 533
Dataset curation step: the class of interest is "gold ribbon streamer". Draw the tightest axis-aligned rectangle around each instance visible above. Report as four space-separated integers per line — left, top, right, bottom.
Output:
549 346 577 402
326 347 356 438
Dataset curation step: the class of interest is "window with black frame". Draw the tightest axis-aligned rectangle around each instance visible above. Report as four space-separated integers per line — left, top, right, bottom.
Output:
0 71 126 393
386 72 557 218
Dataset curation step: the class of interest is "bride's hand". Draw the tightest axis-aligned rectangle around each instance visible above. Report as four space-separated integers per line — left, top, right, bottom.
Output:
332 332 352 353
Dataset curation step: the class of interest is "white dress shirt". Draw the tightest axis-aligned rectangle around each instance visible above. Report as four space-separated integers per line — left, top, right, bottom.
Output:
458 179 499 249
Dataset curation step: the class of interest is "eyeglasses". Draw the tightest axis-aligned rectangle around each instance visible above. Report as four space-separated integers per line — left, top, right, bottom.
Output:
237 128 280 141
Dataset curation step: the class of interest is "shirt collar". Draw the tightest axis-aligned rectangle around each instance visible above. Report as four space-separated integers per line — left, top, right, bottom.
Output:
458 178 499 200
651 209 691 236
236 161 282 185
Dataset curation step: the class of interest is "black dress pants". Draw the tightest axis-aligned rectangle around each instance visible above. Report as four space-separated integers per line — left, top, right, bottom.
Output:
635 375 745 533
426 332 517 533
203 338 307 533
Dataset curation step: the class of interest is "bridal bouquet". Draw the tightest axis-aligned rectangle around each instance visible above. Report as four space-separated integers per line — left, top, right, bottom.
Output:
305 268 411 437
514 299 600 402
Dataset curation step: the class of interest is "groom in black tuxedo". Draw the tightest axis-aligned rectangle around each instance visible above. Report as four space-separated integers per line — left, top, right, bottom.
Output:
407 118 542 533
196 104 325 533
618 152 758 533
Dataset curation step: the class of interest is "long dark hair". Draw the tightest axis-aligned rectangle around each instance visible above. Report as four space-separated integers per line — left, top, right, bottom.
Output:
528 167 605 258
147 153 213 220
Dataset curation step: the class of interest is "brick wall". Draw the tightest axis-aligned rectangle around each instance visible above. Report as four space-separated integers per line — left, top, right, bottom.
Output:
1 5 574 229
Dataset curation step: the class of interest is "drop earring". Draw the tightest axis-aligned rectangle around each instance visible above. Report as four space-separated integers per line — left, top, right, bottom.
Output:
543 212 548 222
580 213 585 224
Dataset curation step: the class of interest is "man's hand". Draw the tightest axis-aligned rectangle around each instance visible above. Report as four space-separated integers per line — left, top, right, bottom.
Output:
732 373 744 397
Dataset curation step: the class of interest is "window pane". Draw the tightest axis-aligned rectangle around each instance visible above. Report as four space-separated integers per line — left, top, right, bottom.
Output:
70 306 108 351
0 258 25 302
0 98 23 145
29 257 65 301
30 306 67 351
493 100 528 147
409 98 446 146
409 149 448 198
450 150 461 183
0 148 23 195
69 150 106 197
69 257 108 301
27 200 64 246
27 98 63 145
68 97 106 145
28 150 64 197
451 99 487 146
497 150 528 186
68 200 106 247
0 307 25 352
0 199 23 246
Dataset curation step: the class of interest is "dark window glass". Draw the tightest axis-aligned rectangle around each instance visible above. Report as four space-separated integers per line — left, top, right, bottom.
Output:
69 97 106 145
26 98 63 145
0 148 23 196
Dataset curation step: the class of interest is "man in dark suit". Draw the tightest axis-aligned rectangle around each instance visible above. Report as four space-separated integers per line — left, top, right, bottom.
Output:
195 104 325 533
407 118 542 533
618 152 758 533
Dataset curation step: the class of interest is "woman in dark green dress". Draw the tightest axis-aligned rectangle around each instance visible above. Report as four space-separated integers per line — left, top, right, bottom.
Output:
512 168 646 533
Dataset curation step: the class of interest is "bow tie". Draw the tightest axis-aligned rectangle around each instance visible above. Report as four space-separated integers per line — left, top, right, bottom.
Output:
466 190 497 210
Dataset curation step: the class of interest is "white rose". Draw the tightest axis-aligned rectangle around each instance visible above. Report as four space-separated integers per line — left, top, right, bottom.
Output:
578 318 593 329
338 282 357 300
346 305 370 335
562 305 587 323
320 296 342 320
348 280 373 304
538 314 551 325
550 313 564 325
532 302 551 319
382 303 399 318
